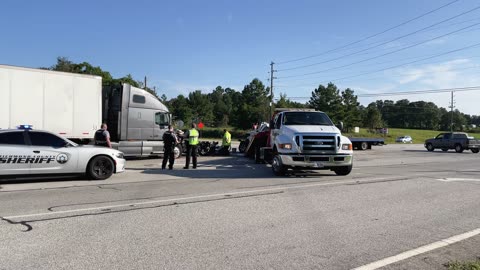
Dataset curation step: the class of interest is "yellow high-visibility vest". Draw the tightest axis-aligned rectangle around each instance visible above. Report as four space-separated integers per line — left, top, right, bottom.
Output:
222 131 231 146
189 129 199 145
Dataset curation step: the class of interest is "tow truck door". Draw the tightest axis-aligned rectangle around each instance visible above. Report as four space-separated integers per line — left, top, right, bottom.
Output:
271 113 282 147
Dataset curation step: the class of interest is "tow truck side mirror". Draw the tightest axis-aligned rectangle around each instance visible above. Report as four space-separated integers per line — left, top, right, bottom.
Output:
336 122 344 131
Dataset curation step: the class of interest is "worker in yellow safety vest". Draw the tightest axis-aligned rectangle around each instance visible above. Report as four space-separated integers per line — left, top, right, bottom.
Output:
184 123 199 169
221 129 231 155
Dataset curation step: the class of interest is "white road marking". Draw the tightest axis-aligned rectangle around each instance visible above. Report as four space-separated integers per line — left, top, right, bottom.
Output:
436 178 480 182
2 176 405 220
351 228 480 270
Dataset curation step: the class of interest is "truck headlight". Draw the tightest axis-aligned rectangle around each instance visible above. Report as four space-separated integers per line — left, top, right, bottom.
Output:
342 144 352 150
279 143 292 150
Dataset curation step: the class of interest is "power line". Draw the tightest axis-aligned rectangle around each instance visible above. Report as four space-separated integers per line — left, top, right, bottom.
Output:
273 86 480 100
277 22 480 79
277 5 480 72
276 0 460 64
275 64 480 88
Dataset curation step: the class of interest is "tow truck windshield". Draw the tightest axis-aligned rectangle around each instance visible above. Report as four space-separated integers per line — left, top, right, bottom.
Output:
283 112 333 126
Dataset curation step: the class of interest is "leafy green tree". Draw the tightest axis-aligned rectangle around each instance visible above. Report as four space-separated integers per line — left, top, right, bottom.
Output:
275 93 307 109
169 95 192 125
363 103 384 129
188 90 214 126
341 88 361 132
236 79 270 129
308 82 344 122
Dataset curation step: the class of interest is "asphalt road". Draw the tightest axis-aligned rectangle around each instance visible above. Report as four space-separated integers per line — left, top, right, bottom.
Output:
0 144 479 270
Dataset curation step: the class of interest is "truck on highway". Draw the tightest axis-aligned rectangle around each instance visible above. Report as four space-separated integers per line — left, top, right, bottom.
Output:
0 64 171 157
247 108 353 176
424 132 480 153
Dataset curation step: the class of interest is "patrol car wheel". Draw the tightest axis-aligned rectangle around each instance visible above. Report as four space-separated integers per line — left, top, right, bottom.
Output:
87 156 114 180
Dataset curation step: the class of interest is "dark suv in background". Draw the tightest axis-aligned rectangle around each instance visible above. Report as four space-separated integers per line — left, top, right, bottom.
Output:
424 132 480 153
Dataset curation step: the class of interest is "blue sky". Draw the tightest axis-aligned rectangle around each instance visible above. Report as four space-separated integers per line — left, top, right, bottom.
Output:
1 0 480 114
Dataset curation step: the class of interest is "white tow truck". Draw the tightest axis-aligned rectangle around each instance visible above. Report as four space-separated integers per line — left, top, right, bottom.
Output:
255 109 353 176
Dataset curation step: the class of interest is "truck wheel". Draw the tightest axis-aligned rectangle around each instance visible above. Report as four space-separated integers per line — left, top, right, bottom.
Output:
334 165 353 176
426 143 434 152
441 148 448 152
272 155 286 176
471 148 479 153
455 144 464 153
174 145 182 159
360 142 368 150
87 156 114 180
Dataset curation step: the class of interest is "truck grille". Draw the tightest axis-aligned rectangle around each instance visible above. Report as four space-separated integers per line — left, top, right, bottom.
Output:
298 135 337 153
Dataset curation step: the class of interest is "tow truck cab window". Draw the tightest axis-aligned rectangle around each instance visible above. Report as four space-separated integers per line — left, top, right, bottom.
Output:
0 132 26 145
435 134 444 139
444 133 451 139
29 132 67 148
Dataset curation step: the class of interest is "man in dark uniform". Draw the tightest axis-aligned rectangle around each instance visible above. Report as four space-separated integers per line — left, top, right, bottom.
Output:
162 125 178 170
94 123 112 148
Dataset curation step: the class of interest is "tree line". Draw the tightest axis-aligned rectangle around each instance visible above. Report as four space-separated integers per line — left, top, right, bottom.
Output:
46 57 479 131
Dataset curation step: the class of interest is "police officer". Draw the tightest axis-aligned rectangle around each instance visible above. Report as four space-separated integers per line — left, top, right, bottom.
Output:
184 123 199 169
221 128 231 155
94 123 112 148
162 125 178 170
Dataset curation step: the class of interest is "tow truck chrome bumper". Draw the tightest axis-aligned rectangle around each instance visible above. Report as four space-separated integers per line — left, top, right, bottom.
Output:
279 154 352 168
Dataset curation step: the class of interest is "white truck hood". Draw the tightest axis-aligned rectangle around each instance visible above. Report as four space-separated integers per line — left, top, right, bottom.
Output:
283 125 340 134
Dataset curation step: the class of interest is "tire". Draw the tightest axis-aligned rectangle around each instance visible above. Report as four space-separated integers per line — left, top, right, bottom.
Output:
174 145 182 159
471 148 479 153
441 148 448 152
360 141 368 150
87 156 114 180
455 144 464 153
426 143 434 152
334 165 353 176
272 154 287 176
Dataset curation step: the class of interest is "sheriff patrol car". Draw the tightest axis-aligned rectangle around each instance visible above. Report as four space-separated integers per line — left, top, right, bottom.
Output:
0 126 125 180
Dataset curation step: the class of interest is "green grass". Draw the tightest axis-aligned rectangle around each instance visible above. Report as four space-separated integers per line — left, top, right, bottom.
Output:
445 259 480 270
344 128 480 144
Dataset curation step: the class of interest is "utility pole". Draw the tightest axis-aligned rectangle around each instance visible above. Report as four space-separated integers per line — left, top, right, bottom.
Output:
450 91 455 132
144 76 147 90
269 61 276 121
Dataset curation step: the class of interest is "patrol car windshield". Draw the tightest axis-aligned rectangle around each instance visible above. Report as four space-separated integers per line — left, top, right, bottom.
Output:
283 112 333 126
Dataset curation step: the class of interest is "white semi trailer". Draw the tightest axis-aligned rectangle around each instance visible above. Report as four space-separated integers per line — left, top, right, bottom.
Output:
0 64 170 157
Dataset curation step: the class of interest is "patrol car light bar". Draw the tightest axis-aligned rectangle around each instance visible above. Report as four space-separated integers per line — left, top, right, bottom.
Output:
17 125 33 130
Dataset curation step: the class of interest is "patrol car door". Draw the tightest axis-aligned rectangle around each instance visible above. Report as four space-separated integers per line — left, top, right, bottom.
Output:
27 131 79 174
0 131 32 175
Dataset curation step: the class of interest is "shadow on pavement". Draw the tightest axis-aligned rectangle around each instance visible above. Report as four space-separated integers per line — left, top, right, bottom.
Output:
135 154 337 179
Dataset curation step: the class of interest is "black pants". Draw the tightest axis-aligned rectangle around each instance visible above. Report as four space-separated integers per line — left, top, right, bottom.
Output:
162 147 175 169
185 144 198 168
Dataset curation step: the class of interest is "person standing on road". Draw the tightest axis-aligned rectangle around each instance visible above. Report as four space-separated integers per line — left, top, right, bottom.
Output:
162 125 178 170
221 128 231 155
94 123 112 148
184 123 199 169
